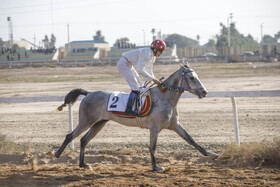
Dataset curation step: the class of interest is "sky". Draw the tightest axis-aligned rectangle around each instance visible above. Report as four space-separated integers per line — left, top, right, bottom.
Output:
0 0 280 48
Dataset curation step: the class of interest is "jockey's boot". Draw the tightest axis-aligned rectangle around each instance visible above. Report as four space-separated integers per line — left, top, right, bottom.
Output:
125 91 139 116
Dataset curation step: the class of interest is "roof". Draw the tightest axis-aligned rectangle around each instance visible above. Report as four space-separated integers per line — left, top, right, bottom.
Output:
70 40 108 44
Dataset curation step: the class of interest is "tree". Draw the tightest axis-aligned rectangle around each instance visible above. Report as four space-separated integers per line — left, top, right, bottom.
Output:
196 35 200 46
42 35 49 48
164 34 198 48
113 37 135 48
114 37 129 47
50 34 56 48
262 35 274 45
0 38 4 48
274 31 280 42
260 31 280 45
93 30 105 41
204 39 216 47
215 22 258 48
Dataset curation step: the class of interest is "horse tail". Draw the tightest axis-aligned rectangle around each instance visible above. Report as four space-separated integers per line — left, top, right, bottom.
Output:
57 88 88 111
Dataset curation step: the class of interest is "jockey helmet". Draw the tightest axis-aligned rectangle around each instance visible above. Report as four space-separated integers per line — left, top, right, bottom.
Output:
150 39 166 53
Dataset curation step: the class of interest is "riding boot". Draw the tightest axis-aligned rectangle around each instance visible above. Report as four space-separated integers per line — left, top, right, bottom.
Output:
125 91 139 115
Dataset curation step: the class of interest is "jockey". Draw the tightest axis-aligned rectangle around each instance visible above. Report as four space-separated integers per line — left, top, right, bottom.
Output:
117 39 166 115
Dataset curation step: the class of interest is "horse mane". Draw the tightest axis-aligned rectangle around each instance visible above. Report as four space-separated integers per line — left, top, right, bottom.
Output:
162 69 181 84
162 64 187 85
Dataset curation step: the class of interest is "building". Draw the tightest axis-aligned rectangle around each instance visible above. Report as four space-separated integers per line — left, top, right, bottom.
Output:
65 40 110 52
2 40 28 49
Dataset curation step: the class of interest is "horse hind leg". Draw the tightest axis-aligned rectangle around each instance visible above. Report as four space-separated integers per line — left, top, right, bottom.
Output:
79 120 108 169
173 124 218 159
47 120 94 159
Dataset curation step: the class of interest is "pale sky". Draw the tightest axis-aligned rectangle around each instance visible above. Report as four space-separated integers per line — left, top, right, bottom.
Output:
0 0 279 48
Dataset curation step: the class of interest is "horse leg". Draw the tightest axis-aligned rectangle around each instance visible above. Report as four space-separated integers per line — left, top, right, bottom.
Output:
149 128 164 171
173 124 218 159
79 120 108 170
47 122 92 158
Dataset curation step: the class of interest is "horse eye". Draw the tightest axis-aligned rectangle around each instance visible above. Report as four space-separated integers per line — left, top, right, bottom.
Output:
190 77 195 80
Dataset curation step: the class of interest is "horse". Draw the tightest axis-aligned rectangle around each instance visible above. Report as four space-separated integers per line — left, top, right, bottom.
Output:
47 63 218 171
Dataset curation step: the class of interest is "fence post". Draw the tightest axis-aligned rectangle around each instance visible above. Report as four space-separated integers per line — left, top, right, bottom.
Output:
68 104 74 149
231 97 240 145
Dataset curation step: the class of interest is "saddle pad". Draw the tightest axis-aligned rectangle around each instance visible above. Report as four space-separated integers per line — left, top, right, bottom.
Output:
107 92 152 118
107 91 145 112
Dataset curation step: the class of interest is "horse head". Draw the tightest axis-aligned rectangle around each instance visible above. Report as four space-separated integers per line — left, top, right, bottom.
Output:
180 62 208 99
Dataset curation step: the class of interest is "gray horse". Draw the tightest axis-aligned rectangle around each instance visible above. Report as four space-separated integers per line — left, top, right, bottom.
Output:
47 63 218 171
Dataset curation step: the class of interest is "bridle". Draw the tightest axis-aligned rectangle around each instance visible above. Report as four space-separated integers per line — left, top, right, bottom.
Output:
159 68 193 93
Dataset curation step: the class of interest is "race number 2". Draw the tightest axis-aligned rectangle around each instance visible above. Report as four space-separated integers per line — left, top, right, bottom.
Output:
109 96 119 108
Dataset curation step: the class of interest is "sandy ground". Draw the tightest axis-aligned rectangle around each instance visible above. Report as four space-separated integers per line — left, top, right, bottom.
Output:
0 62 279 186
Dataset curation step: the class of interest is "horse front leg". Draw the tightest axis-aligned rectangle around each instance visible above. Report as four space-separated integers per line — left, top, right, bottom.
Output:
173 123 218 159
149 128 165 171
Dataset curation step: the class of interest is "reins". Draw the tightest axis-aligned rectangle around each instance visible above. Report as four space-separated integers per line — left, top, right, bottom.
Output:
158 69 193 93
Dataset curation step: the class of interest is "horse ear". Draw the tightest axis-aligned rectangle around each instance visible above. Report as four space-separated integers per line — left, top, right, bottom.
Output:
181 61 190 68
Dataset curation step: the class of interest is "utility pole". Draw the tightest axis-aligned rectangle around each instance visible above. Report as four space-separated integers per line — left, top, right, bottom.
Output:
7 17 13 48
67 24 70 52
260 23 263 45
33 34 36 49
142 29 145 46
51 0 54 34
227 13 233 63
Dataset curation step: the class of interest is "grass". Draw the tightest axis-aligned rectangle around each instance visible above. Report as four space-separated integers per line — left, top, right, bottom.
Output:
1 131 280 169
0 134 42 154
220 140 280 167
0 133 17 153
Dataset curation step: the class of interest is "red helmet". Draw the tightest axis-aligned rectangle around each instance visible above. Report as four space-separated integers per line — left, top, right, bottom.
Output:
150 39 166 52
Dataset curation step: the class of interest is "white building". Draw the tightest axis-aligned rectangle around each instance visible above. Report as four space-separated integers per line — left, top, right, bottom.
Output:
65 40 110 52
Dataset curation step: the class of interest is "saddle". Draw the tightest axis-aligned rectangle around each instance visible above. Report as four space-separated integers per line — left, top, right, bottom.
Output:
107 91 151 118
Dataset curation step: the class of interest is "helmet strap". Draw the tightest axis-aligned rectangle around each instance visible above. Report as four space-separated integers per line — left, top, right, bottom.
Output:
152 48 158 56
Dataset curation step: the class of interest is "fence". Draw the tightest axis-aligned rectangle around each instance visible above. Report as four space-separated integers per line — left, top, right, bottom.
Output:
1 90 279 149
177 44 280 58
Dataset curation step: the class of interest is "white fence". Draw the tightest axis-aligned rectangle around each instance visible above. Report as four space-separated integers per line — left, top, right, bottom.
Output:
1 90 280 149
182 90 280 145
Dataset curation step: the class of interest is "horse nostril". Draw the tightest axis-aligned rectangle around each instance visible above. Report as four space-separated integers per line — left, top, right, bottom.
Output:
202 91 208 95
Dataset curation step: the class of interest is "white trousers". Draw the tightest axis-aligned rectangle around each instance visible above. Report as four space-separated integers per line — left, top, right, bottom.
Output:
117 57 143 91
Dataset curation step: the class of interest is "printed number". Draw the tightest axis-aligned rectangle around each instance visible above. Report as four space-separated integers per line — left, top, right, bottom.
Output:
110 96 119 108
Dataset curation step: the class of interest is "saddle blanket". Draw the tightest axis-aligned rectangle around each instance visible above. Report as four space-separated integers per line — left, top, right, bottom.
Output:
107 91 151 117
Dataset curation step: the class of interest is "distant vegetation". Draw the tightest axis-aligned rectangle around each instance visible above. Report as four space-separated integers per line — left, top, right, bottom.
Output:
42 34 56 49
93 30 105 41
214 23 259 48
159 23 279 49
164 34 198 48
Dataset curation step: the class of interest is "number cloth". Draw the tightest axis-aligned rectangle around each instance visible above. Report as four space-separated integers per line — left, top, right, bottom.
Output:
107 91 151 118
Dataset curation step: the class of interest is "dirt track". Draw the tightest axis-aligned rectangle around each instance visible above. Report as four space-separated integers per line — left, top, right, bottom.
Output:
0 62 279 186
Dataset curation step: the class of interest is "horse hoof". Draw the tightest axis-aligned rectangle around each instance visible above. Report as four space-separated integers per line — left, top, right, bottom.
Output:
207 151 219 160
153 166 165 171
81 165 92 170
46 151 57 158
211 154 219 160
